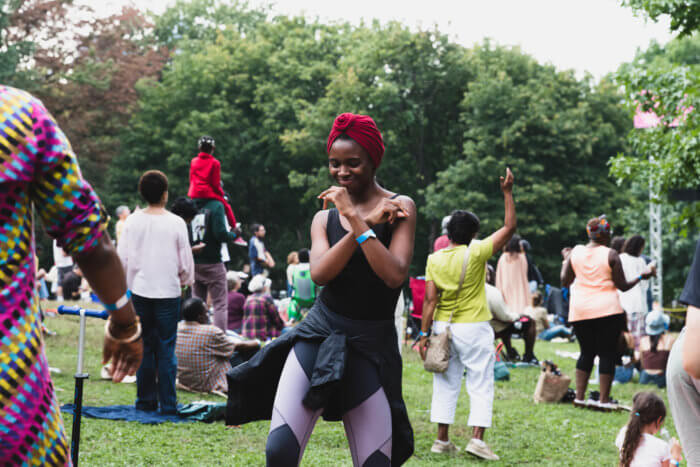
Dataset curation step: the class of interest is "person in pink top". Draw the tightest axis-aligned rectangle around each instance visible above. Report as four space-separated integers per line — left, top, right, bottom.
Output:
561 216 655 409
495 234 531 316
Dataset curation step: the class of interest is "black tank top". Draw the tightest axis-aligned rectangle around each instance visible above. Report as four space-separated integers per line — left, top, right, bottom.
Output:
319 206 402 321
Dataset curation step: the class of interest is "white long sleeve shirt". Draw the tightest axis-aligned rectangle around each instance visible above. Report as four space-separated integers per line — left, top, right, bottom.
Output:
117 210 194 298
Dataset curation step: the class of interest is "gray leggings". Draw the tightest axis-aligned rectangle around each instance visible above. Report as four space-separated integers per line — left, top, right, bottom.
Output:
266 340 392 466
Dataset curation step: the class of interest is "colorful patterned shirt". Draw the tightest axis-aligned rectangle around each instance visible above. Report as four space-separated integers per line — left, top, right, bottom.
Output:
241 293 284 341
175 322 236 393
0 86 108 465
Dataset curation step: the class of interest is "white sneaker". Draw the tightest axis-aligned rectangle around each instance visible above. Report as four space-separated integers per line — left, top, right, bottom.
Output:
100 364 113 380
121 374 136 384
430 439 460 454
466 438 499 461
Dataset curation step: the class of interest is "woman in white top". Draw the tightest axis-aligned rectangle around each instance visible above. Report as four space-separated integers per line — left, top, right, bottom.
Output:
619 235 650 350
616 391 682 467
117 170 194 414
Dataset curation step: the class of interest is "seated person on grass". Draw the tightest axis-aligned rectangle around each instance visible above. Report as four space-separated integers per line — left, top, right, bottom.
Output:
636 309 675 389
526 292 573 341
176 297 259 394
287 248 318 322
486 265 538 364
61 265 89 301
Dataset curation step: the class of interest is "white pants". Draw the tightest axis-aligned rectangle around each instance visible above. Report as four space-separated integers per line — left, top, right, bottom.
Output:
430 320 495 428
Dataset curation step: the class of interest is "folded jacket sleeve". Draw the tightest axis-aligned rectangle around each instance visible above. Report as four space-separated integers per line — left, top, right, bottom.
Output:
28 98 108 255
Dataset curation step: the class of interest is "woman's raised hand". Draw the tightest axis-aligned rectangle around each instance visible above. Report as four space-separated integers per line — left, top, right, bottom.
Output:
365 197 410 226
500 167 514 193
318 186 356 218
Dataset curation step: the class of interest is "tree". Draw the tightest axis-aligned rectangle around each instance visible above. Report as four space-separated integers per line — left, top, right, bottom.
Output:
152 0 266 49
610 34 700 228
622 0 700 36
29 6 168 192
424 43 631 281
108 14 349 278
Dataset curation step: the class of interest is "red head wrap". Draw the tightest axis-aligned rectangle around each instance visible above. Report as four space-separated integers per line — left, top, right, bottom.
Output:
326 113 385 168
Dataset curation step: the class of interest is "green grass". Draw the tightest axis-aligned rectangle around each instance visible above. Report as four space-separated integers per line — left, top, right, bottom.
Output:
43 302 677 466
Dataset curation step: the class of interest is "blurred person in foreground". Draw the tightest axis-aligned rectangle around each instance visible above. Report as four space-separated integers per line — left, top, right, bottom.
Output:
667 236 700 464
0 85 142 464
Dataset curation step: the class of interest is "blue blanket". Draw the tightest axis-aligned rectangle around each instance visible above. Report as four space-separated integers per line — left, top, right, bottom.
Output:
60 404 192 424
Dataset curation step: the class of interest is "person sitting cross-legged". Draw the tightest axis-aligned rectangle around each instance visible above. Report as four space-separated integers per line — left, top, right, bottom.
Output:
176 297 259 394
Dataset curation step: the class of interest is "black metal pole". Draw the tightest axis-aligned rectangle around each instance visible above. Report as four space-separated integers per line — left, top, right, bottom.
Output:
71 373 89 466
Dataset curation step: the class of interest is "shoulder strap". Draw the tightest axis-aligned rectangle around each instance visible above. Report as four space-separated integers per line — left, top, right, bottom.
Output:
447 244 470 325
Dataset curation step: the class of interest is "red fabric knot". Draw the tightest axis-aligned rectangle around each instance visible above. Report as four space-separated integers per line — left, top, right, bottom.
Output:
326 113 385 168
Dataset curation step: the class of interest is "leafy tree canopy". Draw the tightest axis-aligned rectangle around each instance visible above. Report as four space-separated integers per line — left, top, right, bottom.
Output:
423 43 630 281
622 0 700 36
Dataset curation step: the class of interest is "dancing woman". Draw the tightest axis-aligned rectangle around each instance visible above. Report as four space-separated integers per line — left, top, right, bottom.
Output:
227 113 416 466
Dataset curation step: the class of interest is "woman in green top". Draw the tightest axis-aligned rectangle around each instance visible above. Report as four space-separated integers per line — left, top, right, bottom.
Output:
420 168 516 461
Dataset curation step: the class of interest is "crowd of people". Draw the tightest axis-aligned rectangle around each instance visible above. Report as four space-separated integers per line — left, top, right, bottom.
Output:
3 83 699 467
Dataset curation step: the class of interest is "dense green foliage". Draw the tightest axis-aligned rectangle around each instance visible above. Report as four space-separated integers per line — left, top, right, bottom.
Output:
611 35 700 277
12 1 694 296
424 44 630 281
622 0 700 36
106 2 631 284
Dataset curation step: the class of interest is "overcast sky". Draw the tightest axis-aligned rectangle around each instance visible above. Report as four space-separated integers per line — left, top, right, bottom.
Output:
93 0 674 79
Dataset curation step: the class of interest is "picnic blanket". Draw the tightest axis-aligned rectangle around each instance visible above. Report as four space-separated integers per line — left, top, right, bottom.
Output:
60 401 226 424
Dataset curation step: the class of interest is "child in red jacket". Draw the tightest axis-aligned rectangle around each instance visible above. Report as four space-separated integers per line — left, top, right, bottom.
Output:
188 136 238 231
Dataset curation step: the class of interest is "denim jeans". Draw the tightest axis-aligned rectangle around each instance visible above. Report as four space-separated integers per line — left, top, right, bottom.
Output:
132 294 180 414
614 365 634 383
538 325 572 341
640 370 666 388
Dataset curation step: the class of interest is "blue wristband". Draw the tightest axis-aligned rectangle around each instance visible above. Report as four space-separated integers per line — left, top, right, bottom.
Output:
356 229 377 245
104 290 132 311
418 330 429 337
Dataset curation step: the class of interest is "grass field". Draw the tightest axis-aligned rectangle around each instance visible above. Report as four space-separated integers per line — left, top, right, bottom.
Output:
43 302 678 466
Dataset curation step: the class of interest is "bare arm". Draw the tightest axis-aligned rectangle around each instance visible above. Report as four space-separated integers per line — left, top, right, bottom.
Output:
310 193 417 289
683 306 700 379
419 280 440 361
561 256 575 287
76 234 136 327
347 196 417 289
487 168 516 254
609 250 653 292
309 210 357 286
74 234 142 382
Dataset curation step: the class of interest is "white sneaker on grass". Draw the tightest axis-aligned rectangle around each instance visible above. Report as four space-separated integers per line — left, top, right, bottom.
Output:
430 439 460 454
465 438 499 461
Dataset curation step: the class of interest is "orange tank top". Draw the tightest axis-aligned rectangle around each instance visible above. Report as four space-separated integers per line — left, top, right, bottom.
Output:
569 244 623 322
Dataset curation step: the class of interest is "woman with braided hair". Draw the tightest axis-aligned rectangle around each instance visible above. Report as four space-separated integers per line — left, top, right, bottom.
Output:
227 113 416 466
